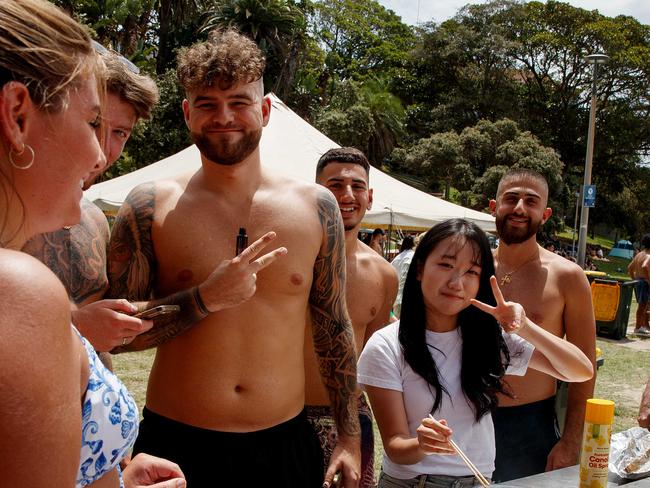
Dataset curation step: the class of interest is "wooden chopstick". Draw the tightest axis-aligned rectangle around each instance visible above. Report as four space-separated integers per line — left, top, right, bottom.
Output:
448 437 490 487
428 415 490 487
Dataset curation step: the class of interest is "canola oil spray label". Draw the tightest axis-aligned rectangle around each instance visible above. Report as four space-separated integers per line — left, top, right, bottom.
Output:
579 421 612 488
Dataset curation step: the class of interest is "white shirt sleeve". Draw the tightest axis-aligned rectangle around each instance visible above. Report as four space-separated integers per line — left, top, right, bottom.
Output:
503 331 535 376
358 325 404 392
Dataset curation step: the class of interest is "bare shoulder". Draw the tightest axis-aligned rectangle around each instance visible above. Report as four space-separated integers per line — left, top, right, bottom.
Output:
264 172 326 201
356 240 398 281
542 248 590 290
81 197 108 226
0 250 69 338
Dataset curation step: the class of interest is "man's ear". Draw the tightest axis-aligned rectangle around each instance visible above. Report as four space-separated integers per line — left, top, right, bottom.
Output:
261 95 271 127
488 199 497 216
367 187 373 210
542 207 553 224
181 99 191 130
0 82 33 150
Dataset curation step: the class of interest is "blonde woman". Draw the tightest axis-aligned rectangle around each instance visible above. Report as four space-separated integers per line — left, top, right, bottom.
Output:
0 1 184 487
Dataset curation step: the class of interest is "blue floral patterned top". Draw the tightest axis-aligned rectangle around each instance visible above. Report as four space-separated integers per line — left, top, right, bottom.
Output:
75 328 138 487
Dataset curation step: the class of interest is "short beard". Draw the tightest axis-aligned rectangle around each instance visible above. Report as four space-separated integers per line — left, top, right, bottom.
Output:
496 214 542 245
191 128 262 166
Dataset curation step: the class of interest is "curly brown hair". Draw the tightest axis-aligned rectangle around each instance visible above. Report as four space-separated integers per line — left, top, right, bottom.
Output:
177 28 265 93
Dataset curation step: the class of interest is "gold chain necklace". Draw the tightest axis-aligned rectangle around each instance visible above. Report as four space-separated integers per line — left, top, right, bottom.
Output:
497 252 538 286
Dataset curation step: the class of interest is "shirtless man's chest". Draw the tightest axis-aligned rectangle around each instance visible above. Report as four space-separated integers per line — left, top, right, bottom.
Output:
345 252 387 346
145 175 327 430
497 258 566 406
152 182 321 298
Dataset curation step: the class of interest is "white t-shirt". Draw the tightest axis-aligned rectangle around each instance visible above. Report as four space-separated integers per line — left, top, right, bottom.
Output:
357 321 534 480
390 249 414 315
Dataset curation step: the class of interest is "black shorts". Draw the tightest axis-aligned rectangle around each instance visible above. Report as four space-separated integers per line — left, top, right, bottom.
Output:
492 396 560 483
133 407 324 487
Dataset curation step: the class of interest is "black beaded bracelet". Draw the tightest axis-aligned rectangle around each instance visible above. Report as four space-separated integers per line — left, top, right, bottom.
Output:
193 286 210 316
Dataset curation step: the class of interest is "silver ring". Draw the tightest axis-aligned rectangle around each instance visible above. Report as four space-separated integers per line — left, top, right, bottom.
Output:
252 273 257 280
122 337 128 346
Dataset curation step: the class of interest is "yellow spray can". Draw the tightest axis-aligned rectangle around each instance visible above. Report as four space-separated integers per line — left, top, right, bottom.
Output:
579 399 615 488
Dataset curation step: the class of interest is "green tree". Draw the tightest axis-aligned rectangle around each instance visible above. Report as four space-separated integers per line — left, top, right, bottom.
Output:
394 119 564 214
310 0 415 98
201 0 309 99
401 0 650 235
314 78 405 165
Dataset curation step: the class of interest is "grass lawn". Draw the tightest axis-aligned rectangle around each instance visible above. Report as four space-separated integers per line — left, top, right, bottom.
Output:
556 228 615 250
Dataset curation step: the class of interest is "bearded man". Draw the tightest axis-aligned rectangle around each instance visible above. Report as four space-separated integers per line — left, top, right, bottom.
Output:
489 169 596 482
106 29 360 487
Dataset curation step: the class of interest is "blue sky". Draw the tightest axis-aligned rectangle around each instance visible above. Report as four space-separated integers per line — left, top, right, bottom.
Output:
377 0 650 26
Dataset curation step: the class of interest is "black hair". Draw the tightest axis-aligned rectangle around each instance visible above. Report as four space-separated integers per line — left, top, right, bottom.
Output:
642 234 650 249
316 147 370 178
400 235 415 252
398 218 512 421
372 228 384 237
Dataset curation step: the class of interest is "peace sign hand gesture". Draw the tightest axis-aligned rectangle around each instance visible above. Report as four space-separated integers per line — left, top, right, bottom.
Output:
470 276 527 334
199 231 288 312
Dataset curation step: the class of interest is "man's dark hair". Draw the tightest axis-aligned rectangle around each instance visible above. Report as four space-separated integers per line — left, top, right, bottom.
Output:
103 52 159 120
399 235 415 252
642 234 650 249
496 168 549 199
372 228 384 237
316 147 370 178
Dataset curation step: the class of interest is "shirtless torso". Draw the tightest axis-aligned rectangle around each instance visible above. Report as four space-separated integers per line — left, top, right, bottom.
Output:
629 249 650 282
495 247 594 406
490 173 596 481
628 247 650 331
128 169 336 429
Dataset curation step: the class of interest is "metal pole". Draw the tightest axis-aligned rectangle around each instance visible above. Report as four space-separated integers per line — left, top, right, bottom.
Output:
577 56 607 267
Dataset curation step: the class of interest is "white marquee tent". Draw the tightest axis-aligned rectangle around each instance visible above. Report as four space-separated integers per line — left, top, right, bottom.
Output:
86 94 495 232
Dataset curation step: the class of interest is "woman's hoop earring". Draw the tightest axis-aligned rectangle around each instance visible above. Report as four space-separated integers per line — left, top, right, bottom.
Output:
9 143 35 170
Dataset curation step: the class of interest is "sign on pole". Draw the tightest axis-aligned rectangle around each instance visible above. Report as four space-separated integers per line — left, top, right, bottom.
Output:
583 185 596 208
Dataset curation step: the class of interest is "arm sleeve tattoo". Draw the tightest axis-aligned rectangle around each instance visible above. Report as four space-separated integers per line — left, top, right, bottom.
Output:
106 183 208 352
309 188 360 437
106 183 157 301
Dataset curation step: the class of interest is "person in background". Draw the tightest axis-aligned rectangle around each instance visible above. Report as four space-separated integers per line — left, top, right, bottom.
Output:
22 43 160 361
489 168 596 482
358 219 593 488
391 235 415 318
307 147 398 487
369 228 385 255
628 234 650 334
0 1 184 486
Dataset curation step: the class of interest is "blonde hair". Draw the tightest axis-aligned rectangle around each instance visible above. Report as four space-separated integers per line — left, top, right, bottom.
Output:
0 0 103 246
177 28 265 93
0 0 100 112
103 53 159 120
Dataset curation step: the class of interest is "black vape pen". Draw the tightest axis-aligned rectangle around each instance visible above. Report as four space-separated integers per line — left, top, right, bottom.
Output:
236 227 248 255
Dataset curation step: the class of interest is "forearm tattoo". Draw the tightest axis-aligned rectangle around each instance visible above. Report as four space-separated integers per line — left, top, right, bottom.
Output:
310 189 360 437
112 286 209 352
107 183 209 352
